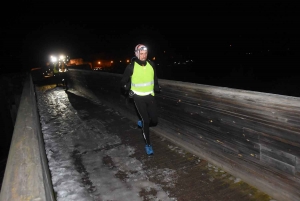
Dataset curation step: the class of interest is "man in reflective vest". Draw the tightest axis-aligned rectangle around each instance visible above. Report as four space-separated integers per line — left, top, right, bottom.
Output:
53 61 59 86
121 44 161 155
59 62 69 90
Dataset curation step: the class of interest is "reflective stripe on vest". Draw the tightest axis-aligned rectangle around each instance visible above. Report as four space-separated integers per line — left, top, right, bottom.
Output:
131 81 154 87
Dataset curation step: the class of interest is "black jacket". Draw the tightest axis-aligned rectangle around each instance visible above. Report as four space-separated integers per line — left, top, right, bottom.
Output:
120 57 160 94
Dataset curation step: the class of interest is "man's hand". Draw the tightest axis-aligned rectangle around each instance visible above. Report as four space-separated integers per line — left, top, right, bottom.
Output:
128 90 135 98
155 86 162 93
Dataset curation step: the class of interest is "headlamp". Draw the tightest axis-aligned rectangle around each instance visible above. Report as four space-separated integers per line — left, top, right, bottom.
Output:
135 46 147 52
139 47 147 51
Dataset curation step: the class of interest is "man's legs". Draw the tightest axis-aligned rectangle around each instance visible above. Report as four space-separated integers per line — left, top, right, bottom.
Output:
61 72 68 89
134 95 158 155
147 95 158 127
64 72 69 90
54 73 59 86
133 95 150 145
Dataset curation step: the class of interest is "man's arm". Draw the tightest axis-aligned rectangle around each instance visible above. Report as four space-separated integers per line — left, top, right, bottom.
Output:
120 63 133 92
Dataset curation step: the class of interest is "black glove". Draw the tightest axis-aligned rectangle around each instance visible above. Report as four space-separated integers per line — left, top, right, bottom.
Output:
128 90 135 98
155 86 162 93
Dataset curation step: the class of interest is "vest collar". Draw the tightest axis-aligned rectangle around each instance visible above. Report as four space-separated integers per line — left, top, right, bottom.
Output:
135 58 147 66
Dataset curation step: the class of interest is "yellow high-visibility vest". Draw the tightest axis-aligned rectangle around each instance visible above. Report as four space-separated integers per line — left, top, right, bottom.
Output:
53 63 59 73
131 62 154 96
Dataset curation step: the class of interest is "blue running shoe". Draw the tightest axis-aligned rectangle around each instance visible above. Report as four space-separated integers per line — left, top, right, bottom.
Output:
148 145 154 154
145 145 154 155
138 120 143 128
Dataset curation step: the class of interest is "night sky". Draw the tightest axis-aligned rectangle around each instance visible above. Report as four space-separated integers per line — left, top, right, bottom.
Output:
1 2 299 86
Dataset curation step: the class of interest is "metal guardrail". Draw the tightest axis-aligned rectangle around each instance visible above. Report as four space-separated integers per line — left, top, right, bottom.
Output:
0 74 55 201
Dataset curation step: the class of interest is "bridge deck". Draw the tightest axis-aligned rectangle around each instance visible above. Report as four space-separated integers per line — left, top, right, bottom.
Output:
35 80 274 201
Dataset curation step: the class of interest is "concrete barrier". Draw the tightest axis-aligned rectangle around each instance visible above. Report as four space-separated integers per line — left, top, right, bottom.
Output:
0 74 55 201
68 69 300 201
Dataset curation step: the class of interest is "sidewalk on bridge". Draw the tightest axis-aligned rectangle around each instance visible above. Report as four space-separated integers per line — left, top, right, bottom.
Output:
35 81 275 201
